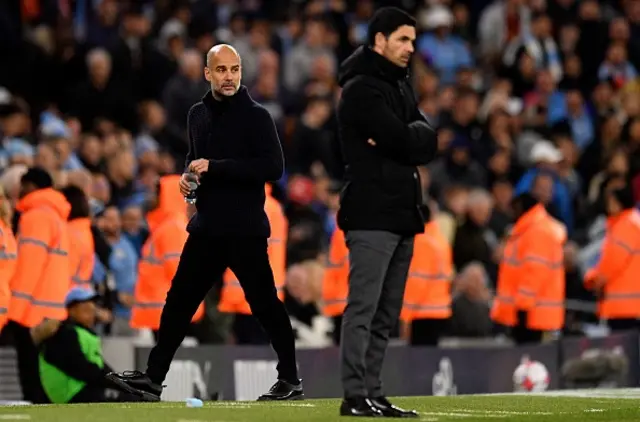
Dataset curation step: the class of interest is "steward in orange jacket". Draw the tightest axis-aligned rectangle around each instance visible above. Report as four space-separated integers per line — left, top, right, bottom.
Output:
322 228 349 344
584 186 640 330
10 171 71 328
491 193 566 344
8 168 71 404
219 184 287 313
401 218 453 346
61 186 95 290
130 176 204 331
0 185 17 334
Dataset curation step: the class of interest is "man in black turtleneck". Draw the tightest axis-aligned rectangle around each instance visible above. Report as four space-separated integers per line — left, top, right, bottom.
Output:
105 44 302 402
336 6 438 418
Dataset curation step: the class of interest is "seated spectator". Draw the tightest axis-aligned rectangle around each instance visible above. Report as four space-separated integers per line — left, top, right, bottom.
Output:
427 134 487 194
96 206 138 336
515 140 573 231
449 262 493 338
452 189 498 281
417 6 473 85
598 42 638 90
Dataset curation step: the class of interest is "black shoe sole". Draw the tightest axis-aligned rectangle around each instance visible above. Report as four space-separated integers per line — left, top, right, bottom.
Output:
339 411 383 417
105 373 161 402
379 412 419 418
256 392 305 401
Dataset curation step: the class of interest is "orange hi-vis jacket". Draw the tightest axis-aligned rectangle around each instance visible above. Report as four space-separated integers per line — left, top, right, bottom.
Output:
401 221 453 322
0 219 17 332
218 184 287 314
322 228 349 317
491 204 566 331
131 176 203 330
584 208 640 319
68 217 95 289
9 188 71 328
156 174 188 220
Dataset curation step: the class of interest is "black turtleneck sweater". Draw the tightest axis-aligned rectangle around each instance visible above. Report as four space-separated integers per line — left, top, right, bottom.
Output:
185 87 284 237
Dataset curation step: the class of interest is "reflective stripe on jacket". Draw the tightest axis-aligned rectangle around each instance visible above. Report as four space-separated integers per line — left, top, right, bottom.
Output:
584 209 640 319
401 221 453 321
0 219 17 332
9 189 71 328
491 205 566 331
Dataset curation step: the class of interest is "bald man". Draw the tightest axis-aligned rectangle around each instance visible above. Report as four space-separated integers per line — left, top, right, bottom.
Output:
106 44 303 402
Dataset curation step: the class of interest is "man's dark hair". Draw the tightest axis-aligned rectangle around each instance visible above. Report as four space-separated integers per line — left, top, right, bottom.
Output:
21 167 53 190
60 185 90 220
367 7 416 47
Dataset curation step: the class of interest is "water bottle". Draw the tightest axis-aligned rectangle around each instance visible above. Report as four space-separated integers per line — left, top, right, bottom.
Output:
185 397 203 408
185 172 198 205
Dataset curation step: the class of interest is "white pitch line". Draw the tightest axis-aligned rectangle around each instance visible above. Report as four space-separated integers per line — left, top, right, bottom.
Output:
451 409 554 416
210 402 253 406
0 416 31 420
177 420 230 422
272 403 316 407
420 412 507 418
211 404 253 409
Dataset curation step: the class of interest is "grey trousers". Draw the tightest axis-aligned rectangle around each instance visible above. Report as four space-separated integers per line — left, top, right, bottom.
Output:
340 230 414 398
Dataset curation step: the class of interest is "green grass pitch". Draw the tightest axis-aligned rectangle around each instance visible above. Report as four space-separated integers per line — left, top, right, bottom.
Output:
1 391 639 421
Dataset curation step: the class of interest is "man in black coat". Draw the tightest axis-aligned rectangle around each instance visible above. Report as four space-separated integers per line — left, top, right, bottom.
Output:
336 7 438 418
105 44 302 402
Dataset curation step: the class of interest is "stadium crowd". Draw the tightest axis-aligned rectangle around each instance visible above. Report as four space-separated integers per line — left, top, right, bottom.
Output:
1 0 640 355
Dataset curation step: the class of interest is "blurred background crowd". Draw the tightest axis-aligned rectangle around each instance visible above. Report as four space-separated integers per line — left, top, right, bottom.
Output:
1 0 639 348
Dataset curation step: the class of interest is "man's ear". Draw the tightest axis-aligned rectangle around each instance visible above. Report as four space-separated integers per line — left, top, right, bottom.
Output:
374 32 386 49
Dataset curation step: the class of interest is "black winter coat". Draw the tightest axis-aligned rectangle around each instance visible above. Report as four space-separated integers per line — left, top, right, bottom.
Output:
336 46 438 235
185 87 284 237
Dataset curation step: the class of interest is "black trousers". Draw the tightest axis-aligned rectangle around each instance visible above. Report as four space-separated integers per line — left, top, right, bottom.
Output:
145 233 298 384
8 321 48 403
233 313 270 345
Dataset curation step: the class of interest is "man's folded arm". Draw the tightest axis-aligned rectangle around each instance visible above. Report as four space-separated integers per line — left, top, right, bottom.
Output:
343 79 438 165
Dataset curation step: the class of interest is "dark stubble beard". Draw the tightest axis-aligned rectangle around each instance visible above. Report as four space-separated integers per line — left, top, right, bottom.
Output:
212 84 238 101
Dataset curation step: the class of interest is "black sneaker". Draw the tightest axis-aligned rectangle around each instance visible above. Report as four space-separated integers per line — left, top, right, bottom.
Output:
257 379 304 401
105 370 163 402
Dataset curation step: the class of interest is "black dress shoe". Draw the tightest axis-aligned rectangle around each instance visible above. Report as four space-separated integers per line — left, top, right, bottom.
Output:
105 370 163 402
257 379 304 401
340 397 384 417
369 396 419 418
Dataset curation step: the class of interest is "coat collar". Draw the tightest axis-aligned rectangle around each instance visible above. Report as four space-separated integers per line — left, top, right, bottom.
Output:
202 85 252 112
